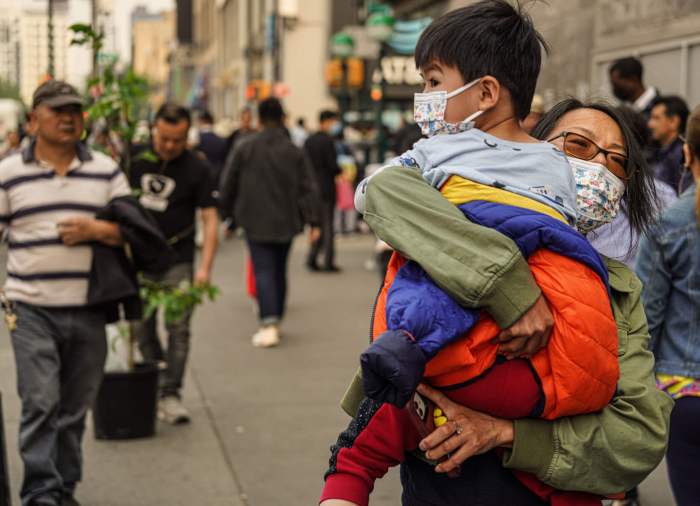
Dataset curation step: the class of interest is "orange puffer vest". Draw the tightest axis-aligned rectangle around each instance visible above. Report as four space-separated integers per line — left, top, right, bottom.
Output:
372 250 620 420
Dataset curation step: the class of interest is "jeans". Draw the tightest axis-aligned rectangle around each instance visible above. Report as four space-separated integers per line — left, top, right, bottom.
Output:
247 240 292 326
10 302 107 506
307 200 335 268
132 263 193 399
667 396 700 505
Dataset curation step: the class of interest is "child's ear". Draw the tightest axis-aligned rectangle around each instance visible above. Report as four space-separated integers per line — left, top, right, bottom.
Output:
478 76 501 112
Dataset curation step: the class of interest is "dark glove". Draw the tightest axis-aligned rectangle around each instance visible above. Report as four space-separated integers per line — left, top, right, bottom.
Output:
360 330 428 407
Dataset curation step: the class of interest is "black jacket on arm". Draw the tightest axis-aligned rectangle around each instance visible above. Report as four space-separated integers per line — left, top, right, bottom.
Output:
89 196 173 323
304 131 341 202
219 127 321 243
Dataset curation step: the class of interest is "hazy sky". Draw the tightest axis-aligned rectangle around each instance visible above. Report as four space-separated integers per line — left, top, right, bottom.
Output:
113 0 174 61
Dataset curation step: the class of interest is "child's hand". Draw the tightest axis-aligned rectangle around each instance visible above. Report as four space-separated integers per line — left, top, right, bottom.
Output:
496 295 553 359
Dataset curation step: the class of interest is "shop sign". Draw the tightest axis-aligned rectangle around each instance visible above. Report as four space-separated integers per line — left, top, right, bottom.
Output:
378 56 422 86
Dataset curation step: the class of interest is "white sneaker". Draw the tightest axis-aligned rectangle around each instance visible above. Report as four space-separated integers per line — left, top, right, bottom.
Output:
252 325 280 348
158 395 190 425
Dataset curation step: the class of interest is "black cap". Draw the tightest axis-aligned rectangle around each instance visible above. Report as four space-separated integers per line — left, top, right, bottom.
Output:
32 80 83 110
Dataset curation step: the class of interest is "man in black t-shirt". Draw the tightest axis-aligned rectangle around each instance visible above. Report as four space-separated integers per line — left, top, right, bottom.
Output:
129 103 219 424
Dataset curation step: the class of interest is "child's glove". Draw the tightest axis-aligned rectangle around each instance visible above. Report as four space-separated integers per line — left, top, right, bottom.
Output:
360 330 427 407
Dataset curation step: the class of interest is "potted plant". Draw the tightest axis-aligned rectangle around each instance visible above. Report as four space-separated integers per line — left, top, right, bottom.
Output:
70 24 218 439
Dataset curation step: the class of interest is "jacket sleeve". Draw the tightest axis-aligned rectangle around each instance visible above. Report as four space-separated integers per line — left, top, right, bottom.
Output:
363 165 541 328
502 275 673 495
326 136 342 177
386 261 479 357
321 398 417 506
218 142 243 221
634 233 671 348
298 151 321 227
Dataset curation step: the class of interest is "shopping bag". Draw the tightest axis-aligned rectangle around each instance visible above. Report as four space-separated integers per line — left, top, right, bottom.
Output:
246 255 257 299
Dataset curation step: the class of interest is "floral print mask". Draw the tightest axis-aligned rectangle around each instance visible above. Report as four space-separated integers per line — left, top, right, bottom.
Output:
568 156 626 234
413 79 483 136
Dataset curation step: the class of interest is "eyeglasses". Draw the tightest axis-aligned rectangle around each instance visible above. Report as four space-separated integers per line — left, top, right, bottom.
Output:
548 131 629 180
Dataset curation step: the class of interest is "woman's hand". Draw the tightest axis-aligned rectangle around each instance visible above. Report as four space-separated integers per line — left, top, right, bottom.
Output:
417 384 514 474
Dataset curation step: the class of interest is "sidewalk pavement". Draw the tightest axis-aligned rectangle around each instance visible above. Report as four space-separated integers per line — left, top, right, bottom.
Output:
0 235 673 505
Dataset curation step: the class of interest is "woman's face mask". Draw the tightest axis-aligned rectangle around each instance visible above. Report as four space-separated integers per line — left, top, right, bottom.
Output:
413 78 484 136
568 156 626 234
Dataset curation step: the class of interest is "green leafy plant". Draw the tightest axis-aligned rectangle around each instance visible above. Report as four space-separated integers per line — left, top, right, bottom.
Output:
140 280 220 324
69 22 105 55
70 23 149 175
0 78 23 103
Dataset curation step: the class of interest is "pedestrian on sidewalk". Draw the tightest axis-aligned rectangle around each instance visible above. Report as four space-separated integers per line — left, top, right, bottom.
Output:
291 117 309 148
648 95 692 195
224 107 256 160
130 103 219 424
304 110 342 272
609 56 659 122
0 80 131 506
636 105 700 506
219 98 320 348
195 110 228 179
222 107 257 239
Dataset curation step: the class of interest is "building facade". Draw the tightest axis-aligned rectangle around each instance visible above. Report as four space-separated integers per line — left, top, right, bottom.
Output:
445 0 700 109
131 8 176 110
181 0 333 128
8 0 93 106
0 2 20 91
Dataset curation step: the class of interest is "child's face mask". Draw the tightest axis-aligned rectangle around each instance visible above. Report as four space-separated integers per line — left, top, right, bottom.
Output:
414 78 484 136
568 156 626 234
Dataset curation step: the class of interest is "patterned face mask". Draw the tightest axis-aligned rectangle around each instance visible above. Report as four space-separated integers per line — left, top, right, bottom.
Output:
413 78 483 136
568 156 626 234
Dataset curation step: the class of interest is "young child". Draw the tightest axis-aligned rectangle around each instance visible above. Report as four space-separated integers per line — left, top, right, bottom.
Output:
322 2 623 505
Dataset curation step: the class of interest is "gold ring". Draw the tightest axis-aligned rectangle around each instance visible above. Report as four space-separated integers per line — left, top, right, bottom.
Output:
454 422 463 436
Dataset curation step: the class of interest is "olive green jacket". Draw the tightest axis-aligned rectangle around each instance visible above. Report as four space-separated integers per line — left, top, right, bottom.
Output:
343 165 672 495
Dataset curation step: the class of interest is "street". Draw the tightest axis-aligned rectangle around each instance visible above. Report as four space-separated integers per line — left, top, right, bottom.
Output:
0 234 676 505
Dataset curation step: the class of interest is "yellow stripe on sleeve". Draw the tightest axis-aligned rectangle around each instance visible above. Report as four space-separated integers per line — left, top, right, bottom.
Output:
440 176 568 224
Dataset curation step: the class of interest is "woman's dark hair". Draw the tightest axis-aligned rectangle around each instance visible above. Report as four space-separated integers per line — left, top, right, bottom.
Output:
414 0 548 120
614 105 649 148
531 98 659 237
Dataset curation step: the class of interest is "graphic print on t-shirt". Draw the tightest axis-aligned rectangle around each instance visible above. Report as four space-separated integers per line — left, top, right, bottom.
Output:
139 173 176 212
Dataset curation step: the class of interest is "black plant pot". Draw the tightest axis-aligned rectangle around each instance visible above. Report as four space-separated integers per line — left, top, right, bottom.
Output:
93 362 159 440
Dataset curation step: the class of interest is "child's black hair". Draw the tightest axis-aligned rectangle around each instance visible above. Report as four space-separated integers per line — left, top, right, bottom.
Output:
414 0 548 120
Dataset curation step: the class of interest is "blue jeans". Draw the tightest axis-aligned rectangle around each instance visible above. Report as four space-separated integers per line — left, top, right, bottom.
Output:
247 240 292 326
132 263 193 399
10 303 107 506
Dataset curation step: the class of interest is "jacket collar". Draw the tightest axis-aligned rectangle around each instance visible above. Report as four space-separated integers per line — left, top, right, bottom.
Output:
603 256 637 294
22 138 93 164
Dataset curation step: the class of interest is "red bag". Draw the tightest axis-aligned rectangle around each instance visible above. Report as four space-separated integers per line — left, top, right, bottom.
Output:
246 256 256 299
336 179 355 211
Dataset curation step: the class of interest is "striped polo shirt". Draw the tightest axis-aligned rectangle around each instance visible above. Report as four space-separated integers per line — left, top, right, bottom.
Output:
0 142 130 306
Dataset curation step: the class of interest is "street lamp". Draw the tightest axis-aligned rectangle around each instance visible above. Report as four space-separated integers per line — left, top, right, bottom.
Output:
366 7 395 163
330 32 355 127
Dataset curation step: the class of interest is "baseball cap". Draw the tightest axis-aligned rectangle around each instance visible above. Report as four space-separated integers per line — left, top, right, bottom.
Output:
32 80 84 110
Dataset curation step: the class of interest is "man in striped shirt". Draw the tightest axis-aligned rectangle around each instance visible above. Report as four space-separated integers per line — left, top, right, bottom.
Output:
0 80 129 506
